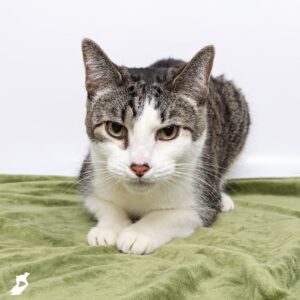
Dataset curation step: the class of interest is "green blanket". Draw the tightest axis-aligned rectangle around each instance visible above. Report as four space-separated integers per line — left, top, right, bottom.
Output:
0 175 299 300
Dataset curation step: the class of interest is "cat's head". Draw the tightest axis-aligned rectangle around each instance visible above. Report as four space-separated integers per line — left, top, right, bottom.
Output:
82 39 214 193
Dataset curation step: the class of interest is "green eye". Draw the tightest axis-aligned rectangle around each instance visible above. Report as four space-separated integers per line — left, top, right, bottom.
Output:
106 122 127 139
156 125 179 141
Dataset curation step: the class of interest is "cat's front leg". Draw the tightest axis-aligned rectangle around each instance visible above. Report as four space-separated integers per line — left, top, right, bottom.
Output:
85 198 132 246
116 209 202 254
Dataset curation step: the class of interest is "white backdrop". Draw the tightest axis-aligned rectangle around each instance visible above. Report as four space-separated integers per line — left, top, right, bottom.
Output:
0 0 299 178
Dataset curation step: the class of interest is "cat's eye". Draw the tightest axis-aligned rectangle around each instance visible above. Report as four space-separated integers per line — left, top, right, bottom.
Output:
106 122 127 139
156 125 179 141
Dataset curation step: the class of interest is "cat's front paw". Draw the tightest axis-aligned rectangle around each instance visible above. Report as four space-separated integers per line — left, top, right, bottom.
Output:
87 227 119 246
221 193 235 212
116 227 158 255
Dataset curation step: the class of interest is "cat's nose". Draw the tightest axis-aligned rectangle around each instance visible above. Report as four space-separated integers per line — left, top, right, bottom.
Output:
130 163 150 177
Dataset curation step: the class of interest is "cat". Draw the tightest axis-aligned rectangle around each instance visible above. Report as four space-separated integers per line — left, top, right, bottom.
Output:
78 38 250 255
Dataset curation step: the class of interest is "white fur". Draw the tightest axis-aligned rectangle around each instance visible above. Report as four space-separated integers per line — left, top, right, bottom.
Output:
85 97 208 254
129 99 161 165
221 193 235 212
116 209 201 254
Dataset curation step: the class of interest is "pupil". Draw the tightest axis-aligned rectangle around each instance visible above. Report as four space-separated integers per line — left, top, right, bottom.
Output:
164 126 174 136
112 123 122 133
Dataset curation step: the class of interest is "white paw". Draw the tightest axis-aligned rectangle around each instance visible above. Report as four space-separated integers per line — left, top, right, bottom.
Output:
87 227 118 246
116 227 157 255
221 193 235 212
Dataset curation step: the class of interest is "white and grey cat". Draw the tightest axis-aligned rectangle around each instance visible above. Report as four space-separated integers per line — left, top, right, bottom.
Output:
79 39 250 254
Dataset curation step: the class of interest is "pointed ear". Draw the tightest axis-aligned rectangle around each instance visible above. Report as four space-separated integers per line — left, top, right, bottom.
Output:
81 38 123 97
166 45 215 101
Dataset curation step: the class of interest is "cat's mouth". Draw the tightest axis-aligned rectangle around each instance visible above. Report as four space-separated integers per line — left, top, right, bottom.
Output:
123 178 156 193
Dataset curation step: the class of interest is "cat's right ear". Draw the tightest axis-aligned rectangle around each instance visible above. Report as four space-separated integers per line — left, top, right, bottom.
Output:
165 45 215 103
81 39 123 97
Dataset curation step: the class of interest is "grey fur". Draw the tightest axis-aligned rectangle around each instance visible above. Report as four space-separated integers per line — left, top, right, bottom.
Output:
79 39 250 226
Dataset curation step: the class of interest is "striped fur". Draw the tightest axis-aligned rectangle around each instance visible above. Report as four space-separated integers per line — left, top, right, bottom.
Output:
78 39 250 254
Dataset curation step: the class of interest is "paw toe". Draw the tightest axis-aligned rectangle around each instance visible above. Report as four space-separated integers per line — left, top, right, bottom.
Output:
87 227 118 246
116 228 155 255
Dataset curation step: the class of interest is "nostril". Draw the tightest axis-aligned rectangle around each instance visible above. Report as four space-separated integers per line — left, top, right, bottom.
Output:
130 163 150 177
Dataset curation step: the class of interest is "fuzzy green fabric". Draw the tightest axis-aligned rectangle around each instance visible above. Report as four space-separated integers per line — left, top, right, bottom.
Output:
0 175 299 300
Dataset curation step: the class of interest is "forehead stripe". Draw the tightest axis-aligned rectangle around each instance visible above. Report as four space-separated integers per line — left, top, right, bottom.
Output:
128 98 137 118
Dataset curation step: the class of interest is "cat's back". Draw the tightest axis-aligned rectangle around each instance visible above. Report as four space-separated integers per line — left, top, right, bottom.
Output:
126 59 185 83
149 58 185 68
206 75 250 170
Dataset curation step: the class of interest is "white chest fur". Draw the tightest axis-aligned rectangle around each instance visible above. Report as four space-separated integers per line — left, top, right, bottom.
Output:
90 176 197 217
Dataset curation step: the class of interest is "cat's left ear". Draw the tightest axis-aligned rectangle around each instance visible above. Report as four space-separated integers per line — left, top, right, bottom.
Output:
166 45 215 102
82 38 123 97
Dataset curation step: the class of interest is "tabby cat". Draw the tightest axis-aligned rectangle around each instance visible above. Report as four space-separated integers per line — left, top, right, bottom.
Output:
79 39 250 254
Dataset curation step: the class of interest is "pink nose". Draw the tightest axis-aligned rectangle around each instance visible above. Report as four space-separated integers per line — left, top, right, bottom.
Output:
130 164 150 177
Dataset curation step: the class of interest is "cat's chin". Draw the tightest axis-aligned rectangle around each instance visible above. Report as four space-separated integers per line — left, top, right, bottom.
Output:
123 180 157 194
